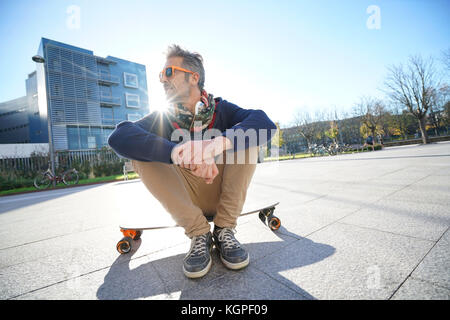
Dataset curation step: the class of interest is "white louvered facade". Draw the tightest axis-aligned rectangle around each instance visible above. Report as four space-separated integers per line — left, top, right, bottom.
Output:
35 38 149 151
45 44 110 151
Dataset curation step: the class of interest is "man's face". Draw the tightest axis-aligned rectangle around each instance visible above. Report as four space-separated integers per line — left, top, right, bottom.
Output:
160 56 191 103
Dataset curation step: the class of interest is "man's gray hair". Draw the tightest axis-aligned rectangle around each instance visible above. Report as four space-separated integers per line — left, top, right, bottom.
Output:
166 44 205 91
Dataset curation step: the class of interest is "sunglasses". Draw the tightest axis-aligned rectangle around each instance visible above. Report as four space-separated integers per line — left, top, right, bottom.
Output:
159 66 195 81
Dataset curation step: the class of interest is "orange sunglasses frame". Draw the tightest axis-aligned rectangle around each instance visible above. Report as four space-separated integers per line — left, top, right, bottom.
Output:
159 66 195 80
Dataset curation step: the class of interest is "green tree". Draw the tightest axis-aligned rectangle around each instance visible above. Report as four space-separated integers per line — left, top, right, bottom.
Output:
324 121 339 144
271 122 284 148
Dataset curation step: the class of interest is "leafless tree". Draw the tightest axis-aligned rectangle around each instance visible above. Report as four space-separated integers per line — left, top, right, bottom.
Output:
292 109 329 149
442 48 450 73
384 55 440 144
388 102 418 139
429 84 450 135
292 110 316 149
353 96 387 140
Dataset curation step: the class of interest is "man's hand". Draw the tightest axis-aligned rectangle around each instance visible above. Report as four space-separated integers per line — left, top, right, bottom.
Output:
172 136 232 168
191 162 219 184
171 139 227 184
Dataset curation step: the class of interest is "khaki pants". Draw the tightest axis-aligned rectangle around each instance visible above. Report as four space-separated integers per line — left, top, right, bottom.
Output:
131 147 258 238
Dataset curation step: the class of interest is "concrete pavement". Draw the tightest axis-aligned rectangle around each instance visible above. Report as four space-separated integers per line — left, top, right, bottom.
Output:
1 142 449 300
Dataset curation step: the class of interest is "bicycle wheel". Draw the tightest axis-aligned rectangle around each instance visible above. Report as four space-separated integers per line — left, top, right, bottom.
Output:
63 169 79 186
34 173 52 189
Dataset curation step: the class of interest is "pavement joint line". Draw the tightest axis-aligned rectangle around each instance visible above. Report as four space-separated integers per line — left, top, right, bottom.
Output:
408 276 450 291
334 221 438 243
254 173 427 208
253 180 329 201
0 224 116 251
375 166 411 179
331 172 433 219
0 253 55 271
246 265 312 300
276 229 306 241
7 262 114 300
249 240 316 300
249 237 303 265
210 241 314 300
6 240 189 300
146 257 171 296
293 174 434 241
0 186 97 203
387 226 450 300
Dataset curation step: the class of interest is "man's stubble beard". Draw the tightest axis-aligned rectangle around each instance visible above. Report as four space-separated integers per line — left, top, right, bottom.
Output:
166 83 191 106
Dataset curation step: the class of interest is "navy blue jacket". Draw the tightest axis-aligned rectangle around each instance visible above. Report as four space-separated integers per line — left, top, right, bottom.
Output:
108 98 276 163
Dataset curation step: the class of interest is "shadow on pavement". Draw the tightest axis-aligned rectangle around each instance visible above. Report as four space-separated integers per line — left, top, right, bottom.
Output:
96 226 335 300
0 184 104 215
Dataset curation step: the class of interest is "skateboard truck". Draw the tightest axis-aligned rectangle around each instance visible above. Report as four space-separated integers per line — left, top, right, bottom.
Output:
116 229 142 254
258 207 281 231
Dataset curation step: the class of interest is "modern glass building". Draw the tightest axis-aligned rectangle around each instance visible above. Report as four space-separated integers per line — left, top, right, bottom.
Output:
0 96 31 144
32 38 149 151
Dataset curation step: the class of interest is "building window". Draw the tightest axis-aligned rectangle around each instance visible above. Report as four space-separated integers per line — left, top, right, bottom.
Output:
79 127 89 149
123 72 138 88
125 93 140 108
101 106 114 125
102 128 113 146
88 136 96 149
67 126 80 150
100 85 111 97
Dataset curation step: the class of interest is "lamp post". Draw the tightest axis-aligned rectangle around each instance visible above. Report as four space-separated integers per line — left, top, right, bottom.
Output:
32 54 56 187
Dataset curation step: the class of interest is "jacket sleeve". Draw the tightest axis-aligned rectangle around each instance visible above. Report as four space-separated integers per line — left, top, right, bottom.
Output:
107 113 176 163
220 100 277 151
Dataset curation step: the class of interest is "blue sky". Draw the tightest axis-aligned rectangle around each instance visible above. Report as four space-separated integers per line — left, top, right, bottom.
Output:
0 0 449 127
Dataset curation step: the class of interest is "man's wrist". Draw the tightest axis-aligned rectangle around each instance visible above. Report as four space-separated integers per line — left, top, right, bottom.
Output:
170 145 180 164
213 136 232 152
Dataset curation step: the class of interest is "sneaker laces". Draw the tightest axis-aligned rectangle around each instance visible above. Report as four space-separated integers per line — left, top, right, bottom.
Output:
217 228 240 250
188 233 208 257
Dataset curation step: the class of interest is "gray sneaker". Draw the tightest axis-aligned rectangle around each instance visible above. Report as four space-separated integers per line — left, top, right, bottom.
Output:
213 227 249 270
183 231 213 278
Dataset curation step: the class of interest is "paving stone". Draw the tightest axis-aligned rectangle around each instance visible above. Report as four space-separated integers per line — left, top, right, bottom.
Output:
254 223 434 299
179 267 306 300
391 277 450 300
340 198 449 241
410 228 450 288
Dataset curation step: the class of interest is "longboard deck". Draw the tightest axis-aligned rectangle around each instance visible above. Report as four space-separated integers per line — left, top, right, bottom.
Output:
119 201 280 231
114 179 281 254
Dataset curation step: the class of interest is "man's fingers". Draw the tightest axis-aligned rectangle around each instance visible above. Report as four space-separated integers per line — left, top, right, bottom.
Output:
171 146 184 165
189 162 218 183
212 163 219 178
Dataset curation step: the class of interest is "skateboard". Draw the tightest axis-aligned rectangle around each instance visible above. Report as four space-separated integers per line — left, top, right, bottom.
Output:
116 202 280 254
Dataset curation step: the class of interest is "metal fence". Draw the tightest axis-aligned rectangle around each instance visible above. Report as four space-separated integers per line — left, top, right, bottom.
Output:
0 156 49 173
57 148 121 168
0 148 122 173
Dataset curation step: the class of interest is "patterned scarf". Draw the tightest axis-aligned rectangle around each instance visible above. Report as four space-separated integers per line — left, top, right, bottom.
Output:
166 90 216 132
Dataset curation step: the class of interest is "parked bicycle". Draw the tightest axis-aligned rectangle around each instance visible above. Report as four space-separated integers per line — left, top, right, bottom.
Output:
327 143 338 155
309 144 328 156
34 167 79 189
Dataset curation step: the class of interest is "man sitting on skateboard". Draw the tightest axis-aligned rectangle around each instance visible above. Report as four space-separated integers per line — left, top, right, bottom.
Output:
108 45 276 278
